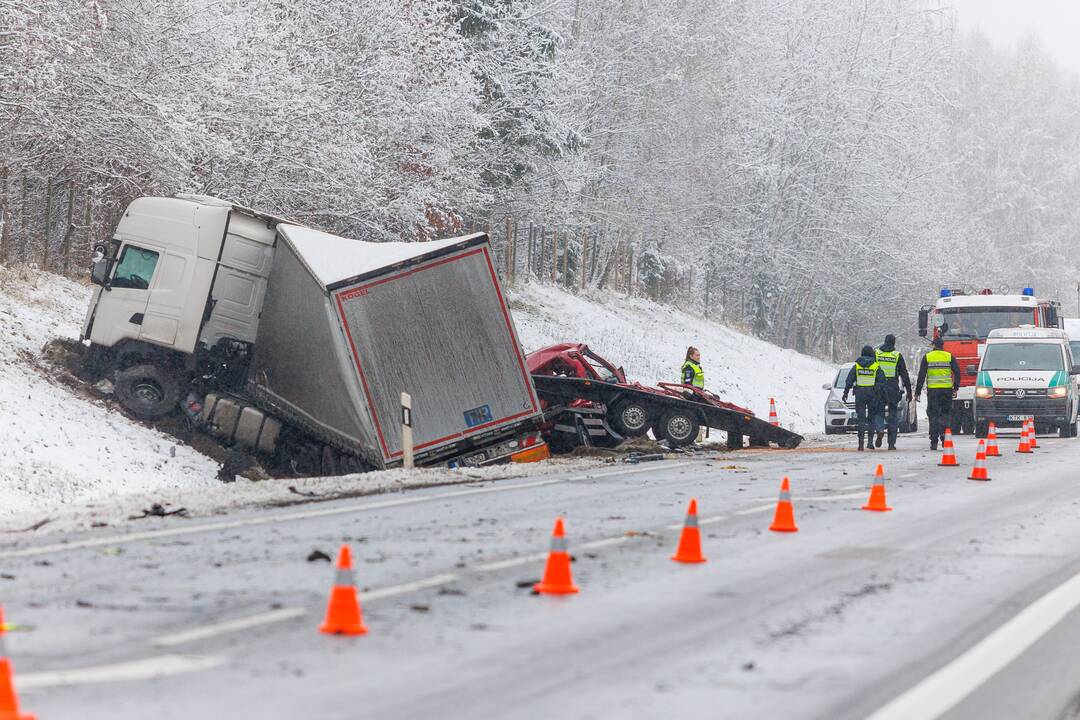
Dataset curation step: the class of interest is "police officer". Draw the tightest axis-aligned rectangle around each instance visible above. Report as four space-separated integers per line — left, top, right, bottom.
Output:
681 346 704 388
875 334 913 450
842 345 886 451
914 336 961 450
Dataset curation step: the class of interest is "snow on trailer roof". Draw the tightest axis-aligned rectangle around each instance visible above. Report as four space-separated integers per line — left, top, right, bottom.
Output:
277 224 487 288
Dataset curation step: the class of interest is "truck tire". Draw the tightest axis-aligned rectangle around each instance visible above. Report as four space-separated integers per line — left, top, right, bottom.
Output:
656 409 700 448
114 364 181 420
608 399 652 438
975 421 988 439
1060 421 1077 439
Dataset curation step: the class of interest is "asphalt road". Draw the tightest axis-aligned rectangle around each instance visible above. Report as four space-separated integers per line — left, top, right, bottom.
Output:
5 431 1080 719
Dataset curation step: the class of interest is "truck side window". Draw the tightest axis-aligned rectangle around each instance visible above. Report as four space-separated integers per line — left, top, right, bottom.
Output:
111 246 160 290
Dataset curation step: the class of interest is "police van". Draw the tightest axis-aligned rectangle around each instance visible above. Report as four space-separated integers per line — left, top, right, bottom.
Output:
973 327 1080 438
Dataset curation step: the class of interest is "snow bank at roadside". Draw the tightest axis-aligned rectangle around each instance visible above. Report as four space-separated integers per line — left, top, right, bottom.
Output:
509 283 834 433
0 266 223 528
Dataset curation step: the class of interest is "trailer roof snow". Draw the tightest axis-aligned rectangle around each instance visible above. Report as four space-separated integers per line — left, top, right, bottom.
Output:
277 225 486 288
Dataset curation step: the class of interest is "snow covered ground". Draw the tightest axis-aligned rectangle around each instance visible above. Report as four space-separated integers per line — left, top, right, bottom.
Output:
509 283 835 433
0 268 835 534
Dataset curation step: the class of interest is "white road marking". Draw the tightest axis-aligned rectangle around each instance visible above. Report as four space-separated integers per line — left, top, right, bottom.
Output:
577 536 631 551
733 503 777 516
154 607 305 647
18 654 223 690
152 574 460 648
360 573 458 601
0 462 702 561
475 553 548 573
866 566 1080 720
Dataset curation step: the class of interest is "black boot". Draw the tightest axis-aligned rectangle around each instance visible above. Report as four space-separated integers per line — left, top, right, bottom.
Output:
875 432 884 448
858 436 865 451
930 437 938 451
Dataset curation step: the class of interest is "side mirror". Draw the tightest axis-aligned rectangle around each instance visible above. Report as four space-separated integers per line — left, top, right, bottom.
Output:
918 308 929 338
822 383 832 390
89 241 117 291
1071 366 1080 375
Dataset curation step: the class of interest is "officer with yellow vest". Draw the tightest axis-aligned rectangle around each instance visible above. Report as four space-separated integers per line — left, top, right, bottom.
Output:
914 336 961 450
842 345 887 451
875 334 913 450
681 346 704 389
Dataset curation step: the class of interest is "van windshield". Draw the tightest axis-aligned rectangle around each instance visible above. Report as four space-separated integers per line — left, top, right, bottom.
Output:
981 343 1064 371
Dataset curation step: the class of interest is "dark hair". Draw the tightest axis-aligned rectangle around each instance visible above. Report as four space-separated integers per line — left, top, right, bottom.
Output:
885 334 896 346
861 344 875 357
685 346 699 361
932 336 944 349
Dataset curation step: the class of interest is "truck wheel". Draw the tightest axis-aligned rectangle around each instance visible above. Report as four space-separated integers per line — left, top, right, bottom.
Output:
608 399 652 438
1060 422 1077 439
657 409 700 448
114 364 181 420
962 417 975 435
975 422 988 439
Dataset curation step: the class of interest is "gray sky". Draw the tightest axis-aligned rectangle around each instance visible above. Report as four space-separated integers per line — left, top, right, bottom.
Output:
950 0 1080 72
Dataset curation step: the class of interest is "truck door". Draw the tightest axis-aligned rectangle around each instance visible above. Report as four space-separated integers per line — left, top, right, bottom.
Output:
139 248 192 347
87 242 162 347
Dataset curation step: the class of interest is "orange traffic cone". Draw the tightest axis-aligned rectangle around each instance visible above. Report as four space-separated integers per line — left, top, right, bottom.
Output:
769 477 798 532
319 545 368 635
985 422 1001 457
768 398 780 426
969 439 991 481
862 464 892 512
938 427 958 466
1017 423 1032 454
1027 419 1039 449
671 499 707 563
0 608 34 720
534 518 579 594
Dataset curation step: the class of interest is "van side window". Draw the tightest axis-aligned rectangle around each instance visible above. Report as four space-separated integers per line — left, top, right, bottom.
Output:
111 246 160 290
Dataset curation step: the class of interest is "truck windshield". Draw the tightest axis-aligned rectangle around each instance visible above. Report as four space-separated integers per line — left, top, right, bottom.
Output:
981 343 1064 371
938 307 1035 340
111 245 159 290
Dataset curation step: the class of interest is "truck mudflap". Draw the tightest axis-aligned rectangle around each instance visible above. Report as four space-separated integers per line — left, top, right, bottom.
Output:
532 375 803 450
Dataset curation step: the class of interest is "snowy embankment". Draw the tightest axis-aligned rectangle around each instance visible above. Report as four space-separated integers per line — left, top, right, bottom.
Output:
509 283 834 433
0 268 835 533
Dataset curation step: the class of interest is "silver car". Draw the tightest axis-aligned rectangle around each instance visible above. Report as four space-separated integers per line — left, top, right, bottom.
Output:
822 363 918 435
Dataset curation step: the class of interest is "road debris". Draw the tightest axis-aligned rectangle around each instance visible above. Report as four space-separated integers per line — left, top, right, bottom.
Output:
307 550 333 563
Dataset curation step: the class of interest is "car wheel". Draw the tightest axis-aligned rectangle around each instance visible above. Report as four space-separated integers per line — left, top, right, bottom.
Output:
114 363 181 421
656 409 700 448
608 399 652 438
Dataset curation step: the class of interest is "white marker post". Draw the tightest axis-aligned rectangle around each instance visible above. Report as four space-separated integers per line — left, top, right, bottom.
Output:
401 392 414 469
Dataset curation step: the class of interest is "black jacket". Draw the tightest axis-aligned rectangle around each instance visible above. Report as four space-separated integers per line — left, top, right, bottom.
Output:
914 352 962 395
844 354 886 394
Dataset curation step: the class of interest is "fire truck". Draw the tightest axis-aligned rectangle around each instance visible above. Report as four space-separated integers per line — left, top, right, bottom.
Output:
918 287 1062 434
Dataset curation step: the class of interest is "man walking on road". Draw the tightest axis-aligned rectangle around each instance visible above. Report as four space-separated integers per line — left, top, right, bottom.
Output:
915 336 961 450
843 345 886 451
875 333 913 450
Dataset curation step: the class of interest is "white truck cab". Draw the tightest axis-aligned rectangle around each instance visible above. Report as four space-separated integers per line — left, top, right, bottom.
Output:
973 326 1080 438
84 195 281 358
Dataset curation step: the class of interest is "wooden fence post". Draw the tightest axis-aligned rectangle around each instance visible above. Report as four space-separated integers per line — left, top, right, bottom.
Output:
551 229 558 284
580 230 588 291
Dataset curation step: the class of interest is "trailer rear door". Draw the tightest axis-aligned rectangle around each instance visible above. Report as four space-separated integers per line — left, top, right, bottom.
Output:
331 240 539 463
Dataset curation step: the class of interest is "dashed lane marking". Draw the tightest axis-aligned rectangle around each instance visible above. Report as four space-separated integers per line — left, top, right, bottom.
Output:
19 654 224 690
0 462 701 560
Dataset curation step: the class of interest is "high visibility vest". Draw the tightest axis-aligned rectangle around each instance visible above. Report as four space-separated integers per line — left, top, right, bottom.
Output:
855 362 880 388
925 349 954 389
681 360 705 388
875 349 900 379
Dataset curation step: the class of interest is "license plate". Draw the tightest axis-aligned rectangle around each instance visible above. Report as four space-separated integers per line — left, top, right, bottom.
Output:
1006 415 1032 422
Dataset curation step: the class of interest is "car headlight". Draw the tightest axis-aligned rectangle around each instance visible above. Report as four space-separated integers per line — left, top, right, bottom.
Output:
975 386 992 399
1048 385 1068 399
827 399 845 410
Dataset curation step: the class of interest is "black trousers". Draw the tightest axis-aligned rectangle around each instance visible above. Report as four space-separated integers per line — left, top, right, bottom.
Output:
926 388 953 443
882 384 902 447
853 387 883 443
